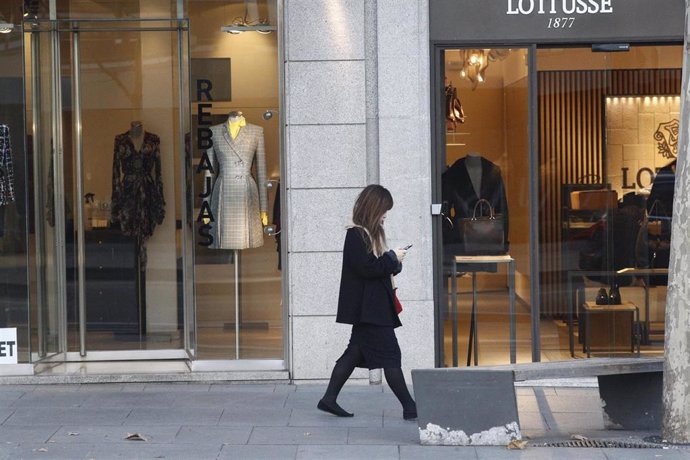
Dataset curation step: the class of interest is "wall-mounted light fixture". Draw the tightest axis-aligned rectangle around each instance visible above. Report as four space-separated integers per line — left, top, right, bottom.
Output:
221 0 276 35
0 14 14 34
262 109 279 121
222 22 276 34
458 49 510 90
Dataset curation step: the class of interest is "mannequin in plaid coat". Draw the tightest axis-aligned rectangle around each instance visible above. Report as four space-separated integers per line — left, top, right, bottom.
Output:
205 115 267 249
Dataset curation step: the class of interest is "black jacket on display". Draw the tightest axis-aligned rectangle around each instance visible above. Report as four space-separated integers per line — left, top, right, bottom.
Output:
647 160 676 217
336 228 402 328
441 155 509 253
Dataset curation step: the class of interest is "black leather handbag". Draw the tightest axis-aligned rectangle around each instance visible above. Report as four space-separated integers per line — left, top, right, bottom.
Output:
458 198 506 255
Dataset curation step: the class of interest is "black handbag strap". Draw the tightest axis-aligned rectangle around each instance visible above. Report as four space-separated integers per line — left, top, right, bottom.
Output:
472 198 495 220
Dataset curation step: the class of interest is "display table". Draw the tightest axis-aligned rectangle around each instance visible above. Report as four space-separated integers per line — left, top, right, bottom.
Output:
449 254 516 366
566 267 668 356
582 301 640 358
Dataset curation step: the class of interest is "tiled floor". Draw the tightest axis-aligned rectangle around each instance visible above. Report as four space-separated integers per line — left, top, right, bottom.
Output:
0 381 682 459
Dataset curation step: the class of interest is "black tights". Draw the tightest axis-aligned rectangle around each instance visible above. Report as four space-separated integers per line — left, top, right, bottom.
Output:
322 345 416 412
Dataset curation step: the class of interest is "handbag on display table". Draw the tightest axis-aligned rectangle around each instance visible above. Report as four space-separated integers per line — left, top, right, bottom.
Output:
458 198 505 255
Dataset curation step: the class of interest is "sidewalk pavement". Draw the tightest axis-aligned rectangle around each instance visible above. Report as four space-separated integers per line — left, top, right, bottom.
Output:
0 381 686 459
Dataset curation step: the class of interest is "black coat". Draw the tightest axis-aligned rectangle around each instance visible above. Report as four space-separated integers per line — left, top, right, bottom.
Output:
441 156 509 252
647 160 676 217
336 228 402 328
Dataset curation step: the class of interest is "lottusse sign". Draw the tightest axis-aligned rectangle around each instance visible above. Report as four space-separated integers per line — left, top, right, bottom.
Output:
507 0 613 29
430 0 683 44
507 0 613 15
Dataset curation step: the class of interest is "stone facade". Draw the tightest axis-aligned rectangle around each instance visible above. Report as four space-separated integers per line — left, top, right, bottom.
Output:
284 0 435 380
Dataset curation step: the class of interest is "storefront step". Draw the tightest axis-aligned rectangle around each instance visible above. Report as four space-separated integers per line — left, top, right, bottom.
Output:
0 361 289 385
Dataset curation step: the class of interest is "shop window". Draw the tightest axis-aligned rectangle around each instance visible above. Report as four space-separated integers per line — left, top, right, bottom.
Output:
189 0 282 360
441 48 532 366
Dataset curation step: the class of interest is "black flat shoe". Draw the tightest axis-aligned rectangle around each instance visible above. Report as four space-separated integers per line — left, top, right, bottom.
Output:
317 399 354 417
403 410 417 421
403 403 417 421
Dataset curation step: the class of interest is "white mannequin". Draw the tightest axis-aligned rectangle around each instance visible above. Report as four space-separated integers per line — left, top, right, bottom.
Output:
465 152 482 198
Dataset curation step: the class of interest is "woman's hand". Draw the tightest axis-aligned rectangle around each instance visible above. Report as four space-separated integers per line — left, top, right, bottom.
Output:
393 248 408 262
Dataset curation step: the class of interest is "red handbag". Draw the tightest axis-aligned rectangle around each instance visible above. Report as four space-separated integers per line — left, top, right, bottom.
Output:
393 288 403 315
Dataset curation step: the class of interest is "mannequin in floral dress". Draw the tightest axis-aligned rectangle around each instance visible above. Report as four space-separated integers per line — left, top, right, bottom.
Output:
111 121 166 270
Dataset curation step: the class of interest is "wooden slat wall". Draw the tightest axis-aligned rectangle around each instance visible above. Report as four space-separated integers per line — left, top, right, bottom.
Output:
538 68 681 317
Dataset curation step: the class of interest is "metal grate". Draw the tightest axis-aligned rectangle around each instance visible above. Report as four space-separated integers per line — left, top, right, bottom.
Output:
536 439 662 448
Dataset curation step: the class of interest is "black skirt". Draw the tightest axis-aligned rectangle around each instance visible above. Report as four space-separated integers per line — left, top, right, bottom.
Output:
340 323 401 369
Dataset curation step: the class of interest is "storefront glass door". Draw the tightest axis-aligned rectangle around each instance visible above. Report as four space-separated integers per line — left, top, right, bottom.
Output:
25 18 192 361
536 45 681 360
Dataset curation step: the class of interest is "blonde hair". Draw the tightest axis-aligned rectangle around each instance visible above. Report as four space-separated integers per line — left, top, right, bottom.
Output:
352 185 393 255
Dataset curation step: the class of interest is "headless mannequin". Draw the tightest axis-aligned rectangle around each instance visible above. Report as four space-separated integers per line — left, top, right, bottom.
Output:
129 121 144 151
465 152 482 198
124 119 149 334
226 110 268 226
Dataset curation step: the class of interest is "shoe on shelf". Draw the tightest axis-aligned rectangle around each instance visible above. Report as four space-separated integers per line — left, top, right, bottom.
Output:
317 399 354 417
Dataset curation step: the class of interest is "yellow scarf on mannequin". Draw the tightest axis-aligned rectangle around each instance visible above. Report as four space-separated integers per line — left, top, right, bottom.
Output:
227 116 246 139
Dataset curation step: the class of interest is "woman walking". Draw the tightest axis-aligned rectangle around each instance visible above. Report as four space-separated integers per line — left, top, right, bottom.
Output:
317 184 417 420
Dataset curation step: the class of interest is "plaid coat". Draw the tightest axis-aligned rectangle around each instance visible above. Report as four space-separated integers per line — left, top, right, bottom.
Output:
206 121 267 249
0 125 15 207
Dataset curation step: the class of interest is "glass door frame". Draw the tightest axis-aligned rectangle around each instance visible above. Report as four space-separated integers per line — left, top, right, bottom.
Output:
25 17 194 363
430 43 541 366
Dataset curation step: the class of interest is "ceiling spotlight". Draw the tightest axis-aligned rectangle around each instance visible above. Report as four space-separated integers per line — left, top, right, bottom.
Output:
221 21 276 35
0 14 13 33
221 1 276 34
224 23 244 35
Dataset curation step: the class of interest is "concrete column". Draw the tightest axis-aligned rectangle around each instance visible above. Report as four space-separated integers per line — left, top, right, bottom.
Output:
284 0 434 380
285 0 368 380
